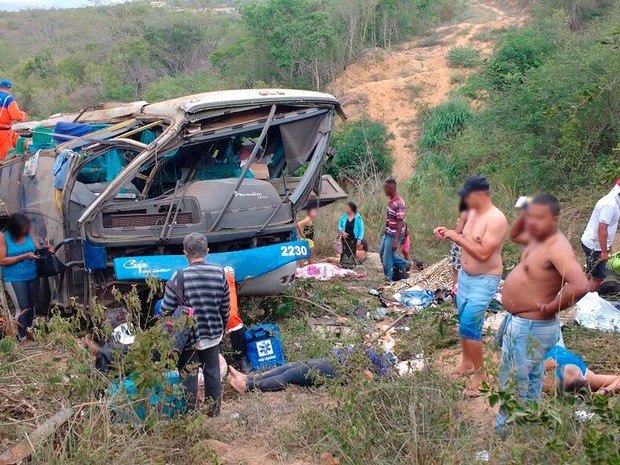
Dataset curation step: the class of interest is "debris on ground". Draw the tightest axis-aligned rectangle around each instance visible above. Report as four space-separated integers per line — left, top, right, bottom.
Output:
575 292 620 332
384 259 454 292
392 286 435 309
574 410 596 422
484 311 507 332
384 259 505 295
396 355 426 376
295 263 361 281
308 316 351 337
0 407 74 465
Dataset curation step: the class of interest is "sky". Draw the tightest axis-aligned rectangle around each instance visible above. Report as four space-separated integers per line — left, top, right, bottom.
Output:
0 0 125 10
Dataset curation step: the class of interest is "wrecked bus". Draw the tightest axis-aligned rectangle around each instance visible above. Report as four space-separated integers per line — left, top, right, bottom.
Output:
0 89 346 308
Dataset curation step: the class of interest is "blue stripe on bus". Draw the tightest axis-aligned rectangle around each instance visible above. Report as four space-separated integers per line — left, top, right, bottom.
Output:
113 240 310 281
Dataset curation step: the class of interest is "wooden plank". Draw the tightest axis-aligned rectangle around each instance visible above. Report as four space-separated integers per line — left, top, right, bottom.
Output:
0 280 16 337
0 408 75 465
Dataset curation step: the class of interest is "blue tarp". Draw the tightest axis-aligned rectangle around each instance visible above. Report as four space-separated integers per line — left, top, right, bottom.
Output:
53 122 95 145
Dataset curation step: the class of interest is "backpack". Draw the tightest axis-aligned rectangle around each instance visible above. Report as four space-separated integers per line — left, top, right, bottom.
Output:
392 264 408 282
162 270 195 354
245 323 286 371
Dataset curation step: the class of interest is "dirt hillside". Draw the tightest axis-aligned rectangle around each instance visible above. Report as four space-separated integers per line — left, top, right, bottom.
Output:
328 1 525 179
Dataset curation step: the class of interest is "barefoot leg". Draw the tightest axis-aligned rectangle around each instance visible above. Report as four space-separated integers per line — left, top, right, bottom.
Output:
452 337 475 375
228 370 249 394
462 339 485 395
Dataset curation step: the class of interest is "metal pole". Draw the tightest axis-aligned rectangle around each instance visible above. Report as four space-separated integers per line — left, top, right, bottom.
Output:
209 104 277 232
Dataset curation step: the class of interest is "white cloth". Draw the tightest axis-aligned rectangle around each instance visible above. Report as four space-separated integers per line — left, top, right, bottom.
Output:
581 193 620 251
575 292 620 333
295 263 358 281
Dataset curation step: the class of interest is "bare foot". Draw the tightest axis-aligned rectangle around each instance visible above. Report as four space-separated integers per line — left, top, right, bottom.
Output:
19 339 38 349
463 372 485 397
228 370 248 394
228 366 249 393
463 386 481 397
452 364 475 376
79 335 101 357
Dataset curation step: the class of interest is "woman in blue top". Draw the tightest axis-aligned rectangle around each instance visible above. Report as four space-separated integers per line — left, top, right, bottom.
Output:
0 213 44 342
543 344 620 394
338 202 364 268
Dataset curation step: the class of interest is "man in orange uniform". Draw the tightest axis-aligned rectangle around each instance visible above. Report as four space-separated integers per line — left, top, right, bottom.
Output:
0 80 28 160
224 266 252 373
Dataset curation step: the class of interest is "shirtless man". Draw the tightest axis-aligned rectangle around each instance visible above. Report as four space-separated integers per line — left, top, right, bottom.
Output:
435 176 507 394
496 194 589 431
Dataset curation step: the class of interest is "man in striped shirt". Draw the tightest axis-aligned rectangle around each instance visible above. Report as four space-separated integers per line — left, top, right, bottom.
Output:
160 232 230 416
380 179 409 281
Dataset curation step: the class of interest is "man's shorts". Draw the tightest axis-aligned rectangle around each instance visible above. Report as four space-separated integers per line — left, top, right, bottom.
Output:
581 242 608 281
456 269 500 341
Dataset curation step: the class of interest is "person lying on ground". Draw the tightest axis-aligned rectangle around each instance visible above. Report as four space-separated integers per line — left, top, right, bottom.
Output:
434 176 507 395
228 346 394 394
326 239 369 265
496 194 589 432
78 307 133 372
543 344 620 395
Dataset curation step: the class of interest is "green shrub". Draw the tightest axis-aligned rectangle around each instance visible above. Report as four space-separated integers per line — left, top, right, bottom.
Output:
142 72 224 102
329 117 395 182
418 99 471 150
486 27 557 90
446 46 481 68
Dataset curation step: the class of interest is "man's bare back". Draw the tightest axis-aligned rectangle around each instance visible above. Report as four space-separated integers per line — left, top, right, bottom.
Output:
460 206 507 276
503 232 576 320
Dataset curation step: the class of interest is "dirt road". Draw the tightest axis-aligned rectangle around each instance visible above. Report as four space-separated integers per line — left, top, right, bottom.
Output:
328 1 525 179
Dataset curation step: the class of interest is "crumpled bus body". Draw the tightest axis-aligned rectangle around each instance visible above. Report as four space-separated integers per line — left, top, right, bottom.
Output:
0 89 346 308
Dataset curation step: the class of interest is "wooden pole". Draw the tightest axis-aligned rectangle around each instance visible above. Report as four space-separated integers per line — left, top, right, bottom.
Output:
0 280 16 337
0 407 75 465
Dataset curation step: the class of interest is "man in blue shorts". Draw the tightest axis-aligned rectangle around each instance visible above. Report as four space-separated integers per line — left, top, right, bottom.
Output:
435 176 508 395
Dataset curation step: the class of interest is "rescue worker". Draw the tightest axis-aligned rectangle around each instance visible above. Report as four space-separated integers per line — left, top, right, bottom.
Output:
0 80 28 160
224 265 252 373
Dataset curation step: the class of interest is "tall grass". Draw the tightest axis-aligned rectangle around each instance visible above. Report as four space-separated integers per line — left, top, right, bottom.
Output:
418 99 472 151
447 46 482 68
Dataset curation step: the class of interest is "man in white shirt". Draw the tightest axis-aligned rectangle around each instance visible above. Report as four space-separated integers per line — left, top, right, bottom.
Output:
580 179 620 291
